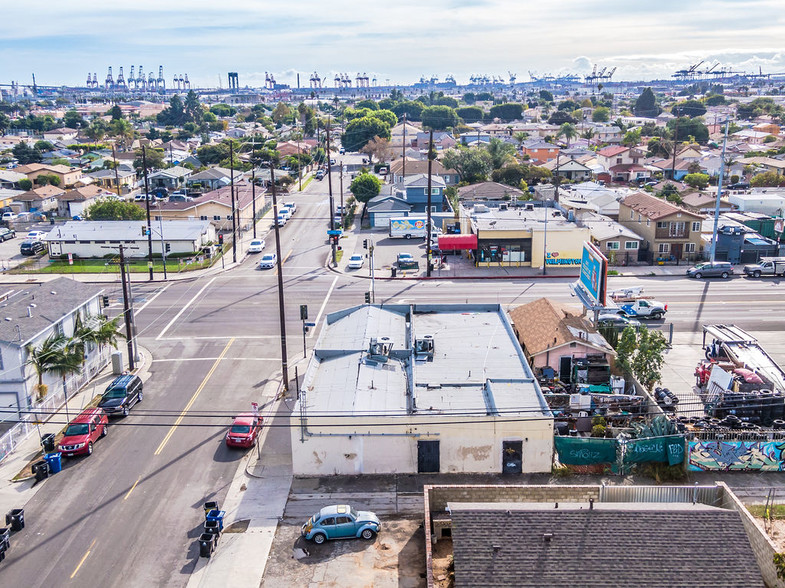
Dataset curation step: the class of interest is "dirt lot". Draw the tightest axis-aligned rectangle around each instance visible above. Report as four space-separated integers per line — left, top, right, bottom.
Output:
262 515 426 588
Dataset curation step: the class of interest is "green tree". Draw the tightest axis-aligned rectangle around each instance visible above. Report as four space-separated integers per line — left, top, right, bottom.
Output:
486 137 516 169
356 99 378 111
462 93 476 104
557 100 580 112
341 116 391 152
157 95 186 126
111 118 135 148
667 117 709 144
34 140 55 152
85 199 146 221
442 147 492 183
210 103 237 118
133 147 166 173
592 106 610 122
538 90 554 103
18 178 32 191
197 142 231 165
456 106 484 123
271 102 292 124
184 90 203 124
421 105 459 131
557 122 577 148
0 112 9 135
435 96 459 108
350 172 382 221
684 173 710 189
488 103 523 121
622 128 642 147
63 110 86 129
35 174 60 187
548 111 576 125
751 171 785 187
370 109 397 128
705 94 726 106
26 334 78 401
110 104 124 120
632 329 668 391
672 99 706 118
615 326 637 377
12 142 42 164
633 87 660 117
84 119 108 142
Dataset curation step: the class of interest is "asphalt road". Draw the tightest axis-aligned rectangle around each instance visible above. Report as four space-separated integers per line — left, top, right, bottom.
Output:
2 173 785 585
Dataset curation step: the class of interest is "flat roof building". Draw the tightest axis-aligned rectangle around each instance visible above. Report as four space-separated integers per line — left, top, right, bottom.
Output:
291 304 553 476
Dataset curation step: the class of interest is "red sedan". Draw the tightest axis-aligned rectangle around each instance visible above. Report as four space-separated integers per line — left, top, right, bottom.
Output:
225 413 263 448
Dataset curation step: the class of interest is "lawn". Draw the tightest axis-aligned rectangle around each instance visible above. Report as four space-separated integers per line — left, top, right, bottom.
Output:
11 254 221 274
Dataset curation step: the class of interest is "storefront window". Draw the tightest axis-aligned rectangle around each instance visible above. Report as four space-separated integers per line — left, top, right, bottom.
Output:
478 239 531 263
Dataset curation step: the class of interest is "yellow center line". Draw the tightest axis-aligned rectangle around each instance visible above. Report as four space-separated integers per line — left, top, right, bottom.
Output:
154 339 235 456
123 477 140 500
70 539 96 579
274 249 293 276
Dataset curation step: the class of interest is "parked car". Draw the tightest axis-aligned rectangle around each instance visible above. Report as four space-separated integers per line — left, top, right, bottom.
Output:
597 314 642 328
347 254 365 269
301 505 381 544
339 147 345 155
225 413 263 448
168 194 193 203
26 230 47 241
259 253 277 269
728 182 750 190
248 239 265 253
58 408 108 457
275 214 287 227
2 212 16 222
20 240 45 256
97 374 143 417
315 170 325 180
686 261 733 279
397 252 419 270
0 227 15 241
282 202 296 214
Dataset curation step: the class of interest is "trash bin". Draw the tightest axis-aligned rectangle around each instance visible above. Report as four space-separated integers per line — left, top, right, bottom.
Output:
391 267 397 278
206 509 225 531
204 520 221 545
44 452 62 474
41 433 56 453
6 509 24 532
33 460 49 482
203 501 219 517
198 533 215 558
0 527 10 551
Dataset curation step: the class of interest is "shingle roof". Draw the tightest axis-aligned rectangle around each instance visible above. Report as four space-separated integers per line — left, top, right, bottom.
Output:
457 182 523 200
621 191 703 221
597 145 629 157
508 298 612 357
0 277 104 346
450 504 764 587
389 158 456 176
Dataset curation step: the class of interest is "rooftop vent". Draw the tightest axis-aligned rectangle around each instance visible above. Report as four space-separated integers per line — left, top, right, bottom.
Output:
366 336 393 364
525 203 534 211
414 334 435 361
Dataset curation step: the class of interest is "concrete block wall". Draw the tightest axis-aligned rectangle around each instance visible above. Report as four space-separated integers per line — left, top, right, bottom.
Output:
716 481 784 588
426 484 600 512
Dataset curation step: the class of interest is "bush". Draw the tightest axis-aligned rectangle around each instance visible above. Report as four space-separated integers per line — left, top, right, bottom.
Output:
591 424 607 438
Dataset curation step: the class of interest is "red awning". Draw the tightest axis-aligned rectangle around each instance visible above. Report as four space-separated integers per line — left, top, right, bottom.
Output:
438 234 478 251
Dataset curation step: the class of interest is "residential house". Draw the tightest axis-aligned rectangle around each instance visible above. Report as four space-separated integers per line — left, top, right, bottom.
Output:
0 135 28 149
17 185 64 213
41 127 79 142
457 181 523 202
561 182 621 219
0 170 27 189
521 139 559 164
618 191 705 262
58 185 114 218
733 129 772 144
508 297 615 375
711 223 780 264
45 220 215 259
738 156 785 176
147 165 192 191
290 304 554 475
0 278 108 418
413 131 456 150
16 163 83 188
754 122 780 136
680 191 736 215
596 146 650 182
389 120 421 152
276 141 310 158
576 210 643 264
459 132 491 147
592 124 623 143
186 167 233 192
84 168 137 194
389 158 460 185
365 191 413 228
542 158 593 181
153 180 268 232
398 174 448 213
726 189 785 215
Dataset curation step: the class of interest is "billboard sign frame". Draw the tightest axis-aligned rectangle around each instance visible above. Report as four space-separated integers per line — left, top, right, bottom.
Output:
578 241 608 307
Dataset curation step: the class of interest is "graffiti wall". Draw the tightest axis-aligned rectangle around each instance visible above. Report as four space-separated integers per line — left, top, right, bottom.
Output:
688 440 785 471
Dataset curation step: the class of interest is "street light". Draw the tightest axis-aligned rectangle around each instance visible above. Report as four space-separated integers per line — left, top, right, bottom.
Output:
542 200 549 276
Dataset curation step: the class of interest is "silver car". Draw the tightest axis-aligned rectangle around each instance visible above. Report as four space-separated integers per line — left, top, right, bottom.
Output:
597 314 642 328
686 261 733 279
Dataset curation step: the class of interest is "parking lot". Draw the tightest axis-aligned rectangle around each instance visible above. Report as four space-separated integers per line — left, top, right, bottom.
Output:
261 515 425 588
0 220 56 269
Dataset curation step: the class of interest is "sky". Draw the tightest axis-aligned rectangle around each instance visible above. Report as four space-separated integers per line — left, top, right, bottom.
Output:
2 0 784 89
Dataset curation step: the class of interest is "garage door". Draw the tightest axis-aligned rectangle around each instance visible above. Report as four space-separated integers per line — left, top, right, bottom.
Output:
0 392 19 423
373 213 397 228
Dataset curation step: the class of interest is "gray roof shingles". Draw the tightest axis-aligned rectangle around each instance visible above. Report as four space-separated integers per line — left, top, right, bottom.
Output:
450 507 764 587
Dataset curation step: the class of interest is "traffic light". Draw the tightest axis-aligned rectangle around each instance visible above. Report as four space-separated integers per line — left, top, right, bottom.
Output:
363 239 368 249
300 304 308 320
364 292 371 304
218 234 224 245
141 226 149 236
102 295 110 307
165 243 171 253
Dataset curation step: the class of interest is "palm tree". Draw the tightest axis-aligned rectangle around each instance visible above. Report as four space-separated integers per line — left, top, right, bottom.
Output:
26 334 68 401
558 123 578 148
486 137 516 170
513 132 529 148
111 118 134 150
581 128 596 150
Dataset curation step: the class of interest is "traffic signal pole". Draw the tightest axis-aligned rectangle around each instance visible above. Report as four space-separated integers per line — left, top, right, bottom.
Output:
270 165 289 390
326 117 337 266
141 147 154 280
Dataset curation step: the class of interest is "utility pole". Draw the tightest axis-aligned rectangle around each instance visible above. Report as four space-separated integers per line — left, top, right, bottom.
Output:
339 160 344 229
298 136 303 191
156 202 167 280
554 150 561 203
326 117 337 266
670 120 679 181
710 120 730 263
111 144 122 199
230 141 237 263
141 147 154 280
251 167 257 239
426 130 434 278
270 165 289 390
542 200 549 276
369 240 376 302
118 244 135 371
402 113 406 179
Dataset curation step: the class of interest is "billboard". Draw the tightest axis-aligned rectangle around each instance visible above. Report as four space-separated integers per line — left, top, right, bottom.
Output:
579 241 608 306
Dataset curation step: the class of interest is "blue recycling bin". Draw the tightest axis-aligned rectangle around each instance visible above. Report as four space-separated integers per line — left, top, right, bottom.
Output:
206 509 225 531
44 452 62 474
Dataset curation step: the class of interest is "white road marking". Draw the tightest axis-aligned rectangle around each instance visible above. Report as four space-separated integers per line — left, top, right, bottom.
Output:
151 357 282 362
135 284 169 314
310 275 338 337
156 277 216 340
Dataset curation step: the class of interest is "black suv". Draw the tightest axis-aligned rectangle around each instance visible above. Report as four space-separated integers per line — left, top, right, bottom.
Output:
97 374 143 417
19 240 45 256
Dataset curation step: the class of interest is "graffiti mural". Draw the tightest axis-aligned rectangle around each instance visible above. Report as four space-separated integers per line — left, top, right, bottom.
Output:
688 440 785 471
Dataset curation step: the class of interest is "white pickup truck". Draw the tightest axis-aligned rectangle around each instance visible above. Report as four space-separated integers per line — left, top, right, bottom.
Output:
743 257 785 278
605 298 667 320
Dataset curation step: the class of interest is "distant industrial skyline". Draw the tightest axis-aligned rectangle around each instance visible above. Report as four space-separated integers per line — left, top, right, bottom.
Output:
2 0 784 88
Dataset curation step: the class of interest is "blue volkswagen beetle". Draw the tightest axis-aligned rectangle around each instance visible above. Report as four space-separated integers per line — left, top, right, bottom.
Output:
301 505 381 544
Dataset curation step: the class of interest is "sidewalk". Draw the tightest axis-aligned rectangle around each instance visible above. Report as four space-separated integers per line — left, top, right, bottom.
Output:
0 345 153 523
186 377 293 588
